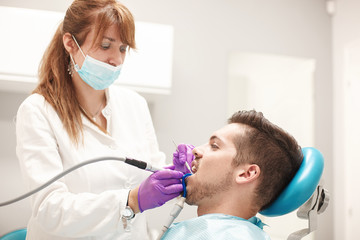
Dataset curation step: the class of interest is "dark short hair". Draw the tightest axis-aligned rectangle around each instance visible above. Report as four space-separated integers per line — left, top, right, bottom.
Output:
228 110 303 211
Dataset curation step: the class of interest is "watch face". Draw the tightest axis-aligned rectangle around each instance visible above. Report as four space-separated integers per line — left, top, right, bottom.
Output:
123 209 132 217
122 206 134 219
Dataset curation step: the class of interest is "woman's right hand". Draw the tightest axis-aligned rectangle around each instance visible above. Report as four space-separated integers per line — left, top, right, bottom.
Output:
136 169 183 212
172 144 195 174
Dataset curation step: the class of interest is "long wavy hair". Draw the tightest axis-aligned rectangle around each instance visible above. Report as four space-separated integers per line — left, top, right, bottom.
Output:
33 0 136 145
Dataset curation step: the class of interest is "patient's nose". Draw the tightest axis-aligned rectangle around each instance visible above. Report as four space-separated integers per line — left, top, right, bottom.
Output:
192 147 202 158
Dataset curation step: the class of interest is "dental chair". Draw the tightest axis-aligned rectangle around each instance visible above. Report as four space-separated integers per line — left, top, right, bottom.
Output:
0 229 26 240
260 147 330 240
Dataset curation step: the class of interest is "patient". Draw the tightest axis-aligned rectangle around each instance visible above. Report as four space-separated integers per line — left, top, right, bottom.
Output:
162 110 303 239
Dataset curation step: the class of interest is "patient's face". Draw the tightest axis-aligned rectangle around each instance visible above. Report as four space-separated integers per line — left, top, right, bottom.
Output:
185 123 244 205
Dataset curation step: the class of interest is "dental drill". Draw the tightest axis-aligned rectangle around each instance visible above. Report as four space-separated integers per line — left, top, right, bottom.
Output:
0 156 161 207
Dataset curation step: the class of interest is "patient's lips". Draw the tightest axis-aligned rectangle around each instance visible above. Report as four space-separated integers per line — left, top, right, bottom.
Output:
191 159 199 173
192 165 197 173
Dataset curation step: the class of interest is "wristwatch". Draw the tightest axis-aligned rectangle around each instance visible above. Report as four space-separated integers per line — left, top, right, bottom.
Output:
121 206 135 231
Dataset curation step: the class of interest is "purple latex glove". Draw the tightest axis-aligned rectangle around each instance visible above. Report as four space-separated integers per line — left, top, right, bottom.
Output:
173 144 195 174
138 169 183 212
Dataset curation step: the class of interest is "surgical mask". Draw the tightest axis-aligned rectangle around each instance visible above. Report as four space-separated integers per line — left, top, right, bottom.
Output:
70 35 122 90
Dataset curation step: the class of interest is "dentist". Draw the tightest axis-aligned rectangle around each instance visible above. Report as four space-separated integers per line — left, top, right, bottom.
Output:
16 0 185 239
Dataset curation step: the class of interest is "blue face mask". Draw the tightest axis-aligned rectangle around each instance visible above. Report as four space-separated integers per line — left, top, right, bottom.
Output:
70 35 122 90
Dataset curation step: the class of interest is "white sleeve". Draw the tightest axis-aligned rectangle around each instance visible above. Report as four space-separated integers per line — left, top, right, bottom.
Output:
16 98 129 237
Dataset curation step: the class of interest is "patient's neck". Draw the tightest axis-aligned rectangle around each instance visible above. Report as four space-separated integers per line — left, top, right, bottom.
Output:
197 193 257 220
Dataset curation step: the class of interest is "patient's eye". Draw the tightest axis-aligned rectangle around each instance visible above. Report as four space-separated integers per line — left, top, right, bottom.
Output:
211 143 219 149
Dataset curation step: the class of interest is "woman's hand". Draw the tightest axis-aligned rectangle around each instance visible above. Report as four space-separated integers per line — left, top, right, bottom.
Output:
172 144 195 174
136 169 183 212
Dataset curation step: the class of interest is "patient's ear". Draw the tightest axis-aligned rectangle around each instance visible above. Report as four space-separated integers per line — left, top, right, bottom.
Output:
235 164 260 184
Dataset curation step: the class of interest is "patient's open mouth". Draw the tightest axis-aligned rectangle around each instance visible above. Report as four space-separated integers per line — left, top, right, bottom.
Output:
191 160 199 174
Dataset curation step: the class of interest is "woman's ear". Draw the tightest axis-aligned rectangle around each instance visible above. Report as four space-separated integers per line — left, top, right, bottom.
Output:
63 32 77 55
235 164 260 184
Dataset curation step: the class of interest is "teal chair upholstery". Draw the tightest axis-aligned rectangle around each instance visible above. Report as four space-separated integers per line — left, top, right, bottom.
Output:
260 147 324 217
0 229 26 240
260 147 330 240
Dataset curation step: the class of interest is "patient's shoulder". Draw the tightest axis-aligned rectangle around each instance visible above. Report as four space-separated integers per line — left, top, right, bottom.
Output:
161 214 270 240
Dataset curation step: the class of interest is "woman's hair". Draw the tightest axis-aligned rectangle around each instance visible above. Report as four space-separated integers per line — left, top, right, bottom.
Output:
33 0 136 145
228 110 303 211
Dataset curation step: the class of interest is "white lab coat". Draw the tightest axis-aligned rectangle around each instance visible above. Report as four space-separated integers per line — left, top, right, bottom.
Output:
16 86 165 240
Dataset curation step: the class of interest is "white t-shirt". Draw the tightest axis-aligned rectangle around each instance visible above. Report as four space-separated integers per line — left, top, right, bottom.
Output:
16 86 165 240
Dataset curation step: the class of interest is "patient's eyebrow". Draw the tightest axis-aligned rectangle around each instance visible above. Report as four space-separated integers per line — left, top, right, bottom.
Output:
210 135 224 144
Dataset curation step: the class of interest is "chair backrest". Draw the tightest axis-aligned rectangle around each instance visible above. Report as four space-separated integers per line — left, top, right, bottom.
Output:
260 147 324 217
0 229 27 240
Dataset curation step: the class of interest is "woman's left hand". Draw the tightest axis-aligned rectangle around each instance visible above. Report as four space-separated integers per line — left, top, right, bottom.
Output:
137 169 183 212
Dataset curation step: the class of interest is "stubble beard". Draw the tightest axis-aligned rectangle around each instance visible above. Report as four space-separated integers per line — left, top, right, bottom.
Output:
185 170 233 206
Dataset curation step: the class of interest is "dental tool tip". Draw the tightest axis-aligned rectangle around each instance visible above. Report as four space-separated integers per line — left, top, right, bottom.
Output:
185 161 193 174
171 139 179 152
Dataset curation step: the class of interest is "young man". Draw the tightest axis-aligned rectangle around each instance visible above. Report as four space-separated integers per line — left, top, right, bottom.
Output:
163 110 303 239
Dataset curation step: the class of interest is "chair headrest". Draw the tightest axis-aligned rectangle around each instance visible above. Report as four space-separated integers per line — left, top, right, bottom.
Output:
260 147 324 217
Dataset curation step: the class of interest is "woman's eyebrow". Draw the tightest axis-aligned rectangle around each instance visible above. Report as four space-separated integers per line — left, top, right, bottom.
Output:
103 36 127 46
103 36 115 42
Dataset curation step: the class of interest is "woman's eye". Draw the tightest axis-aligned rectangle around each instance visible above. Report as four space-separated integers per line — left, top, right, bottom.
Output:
101 43 110 49
120 45 128 53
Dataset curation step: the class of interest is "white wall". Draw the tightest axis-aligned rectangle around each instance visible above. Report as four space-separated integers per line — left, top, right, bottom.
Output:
228 53 316 240
333 0 360 239
0 92 29 232
0 0 333 239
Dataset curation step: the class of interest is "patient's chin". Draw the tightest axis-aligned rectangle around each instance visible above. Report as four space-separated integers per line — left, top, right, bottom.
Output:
184 177 202 205
185 193 197 206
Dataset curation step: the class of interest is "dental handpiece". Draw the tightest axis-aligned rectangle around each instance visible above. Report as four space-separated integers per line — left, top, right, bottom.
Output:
124 157 162 172
0 156 161 207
